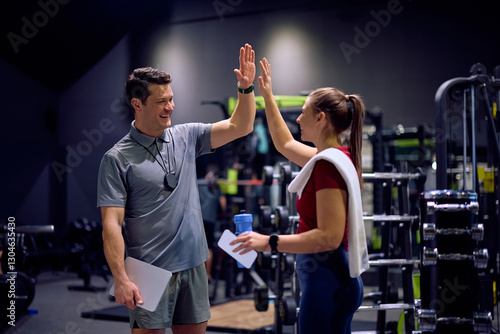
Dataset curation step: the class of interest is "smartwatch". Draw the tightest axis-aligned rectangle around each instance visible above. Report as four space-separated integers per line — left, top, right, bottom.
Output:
269 233 279 253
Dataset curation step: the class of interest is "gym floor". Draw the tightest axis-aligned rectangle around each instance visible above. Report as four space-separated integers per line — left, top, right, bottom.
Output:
1 270 404 334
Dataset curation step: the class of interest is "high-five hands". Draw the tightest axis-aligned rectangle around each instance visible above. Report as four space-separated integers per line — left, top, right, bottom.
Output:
234 43 256 90
258 57 273 99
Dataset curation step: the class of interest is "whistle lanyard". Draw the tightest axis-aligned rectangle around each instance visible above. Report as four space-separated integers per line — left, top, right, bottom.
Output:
132 130 177 189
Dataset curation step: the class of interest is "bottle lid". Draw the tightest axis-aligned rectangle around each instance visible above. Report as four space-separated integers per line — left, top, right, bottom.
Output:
234 210 252 223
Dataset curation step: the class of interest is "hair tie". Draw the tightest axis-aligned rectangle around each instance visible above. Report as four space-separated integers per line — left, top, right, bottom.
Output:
345 94 350 101
347 99 354 115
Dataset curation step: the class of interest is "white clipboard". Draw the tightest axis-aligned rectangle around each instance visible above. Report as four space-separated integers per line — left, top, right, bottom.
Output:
217 229 257 269
109 257 172 312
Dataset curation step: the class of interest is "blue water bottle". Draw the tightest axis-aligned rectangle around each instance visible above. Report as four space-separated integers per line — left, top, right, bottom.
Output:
234 210 253 268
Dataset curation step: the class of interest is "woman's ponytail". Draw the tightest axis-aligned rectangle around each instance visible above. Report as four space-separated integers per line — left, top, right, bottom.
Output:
347 95 365 189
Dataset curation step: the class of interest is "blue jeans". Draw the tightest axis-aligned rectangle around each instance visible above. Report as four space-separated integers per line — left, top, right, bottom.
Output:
296 246 363 334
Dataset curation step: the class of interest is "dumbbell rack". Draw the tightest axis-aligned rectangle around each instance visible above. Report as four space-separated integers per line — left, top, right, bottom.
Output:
416 191 493 334
419 63 500 334
359 162 425 334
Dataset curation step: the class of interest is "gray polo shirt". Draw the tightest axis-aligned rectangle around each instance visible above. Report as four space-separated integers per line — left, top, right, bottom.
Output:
97 121 213 273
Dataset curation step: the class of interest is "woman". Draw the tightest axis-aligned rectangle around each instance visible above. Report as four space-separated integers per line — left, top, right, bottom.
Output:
231 58 369 333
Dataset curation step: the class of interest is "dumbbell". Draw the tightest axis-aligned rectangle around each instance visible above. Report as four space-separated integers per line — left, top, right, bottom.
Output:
262 166 280 186
422 247 489 268
415 308 437 332
280 253 295 277
254 285 299 326
259 205 293 233
259 205 273 230
279 295 298 326
416 308 492 334
254 284 276 312
257 252 295 276
279 164 291 185
261 164 296 187
257 251 276 271
422 222 484 241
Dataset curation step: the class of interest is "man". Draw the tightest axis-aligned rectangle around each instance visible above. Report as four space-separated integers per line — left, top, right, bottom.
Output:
97 43 256 334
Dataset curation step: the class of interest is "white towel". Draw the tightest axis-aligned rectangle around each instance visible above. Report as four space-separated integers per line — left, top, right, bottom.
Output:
288 147 370 278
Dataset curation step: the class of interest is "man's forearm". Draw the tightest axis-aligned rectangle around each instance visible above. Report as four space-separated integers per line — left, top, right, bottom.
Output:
103 224 128 284
231 91 256 136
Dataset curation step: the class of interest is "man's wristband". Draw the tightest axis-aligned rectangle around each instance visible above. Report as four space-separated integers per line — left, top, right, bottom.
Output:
237 83 254 94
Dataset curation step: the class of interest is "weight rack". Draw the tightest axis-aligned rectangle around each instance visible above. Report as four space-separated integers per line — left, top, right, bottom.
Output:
358 162 425 334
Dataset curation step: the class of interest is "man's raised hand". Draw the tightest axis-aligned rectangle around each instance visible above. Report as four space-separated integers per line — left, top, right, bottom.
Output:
234 43 256 90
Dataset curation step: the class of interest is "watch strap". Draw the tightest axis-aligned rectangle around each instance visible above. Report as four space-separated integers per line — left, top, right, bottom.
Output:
269 234 278 253
237 83 254 94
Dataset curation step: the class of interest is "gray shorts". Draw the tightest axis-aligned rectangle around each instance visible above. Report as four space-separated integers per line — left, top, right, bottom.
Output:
129 263 211 329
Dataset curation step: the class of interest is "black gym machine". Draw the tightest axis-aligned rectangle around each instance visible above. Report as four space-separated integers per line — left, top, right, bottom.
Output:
414 63 500 334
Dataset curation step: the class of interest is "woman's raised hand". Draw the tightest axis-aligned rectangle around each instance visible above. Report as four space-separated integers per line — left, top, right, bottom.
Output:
258 58 273 99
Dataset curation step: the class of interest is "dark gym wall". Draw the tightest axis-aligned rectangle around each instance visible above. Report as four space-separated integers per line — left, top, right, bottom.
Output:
58 36 132 225
1 0 499 229
1 56 58 227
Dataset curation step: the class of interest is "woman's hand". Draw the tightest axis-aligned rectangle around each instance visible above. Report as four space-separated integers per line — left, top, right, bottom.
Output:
230 231 271 254
258 58 273 99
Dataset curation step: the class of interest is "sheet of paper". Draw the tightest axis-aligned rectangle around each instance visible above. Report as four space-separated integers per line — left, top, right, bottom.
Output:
109 257 172 312
217 229 257 269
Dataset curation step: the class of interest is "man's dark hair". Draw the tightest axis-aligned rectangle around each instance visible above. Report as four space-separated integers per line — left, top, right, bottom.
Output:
125 67 172 106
